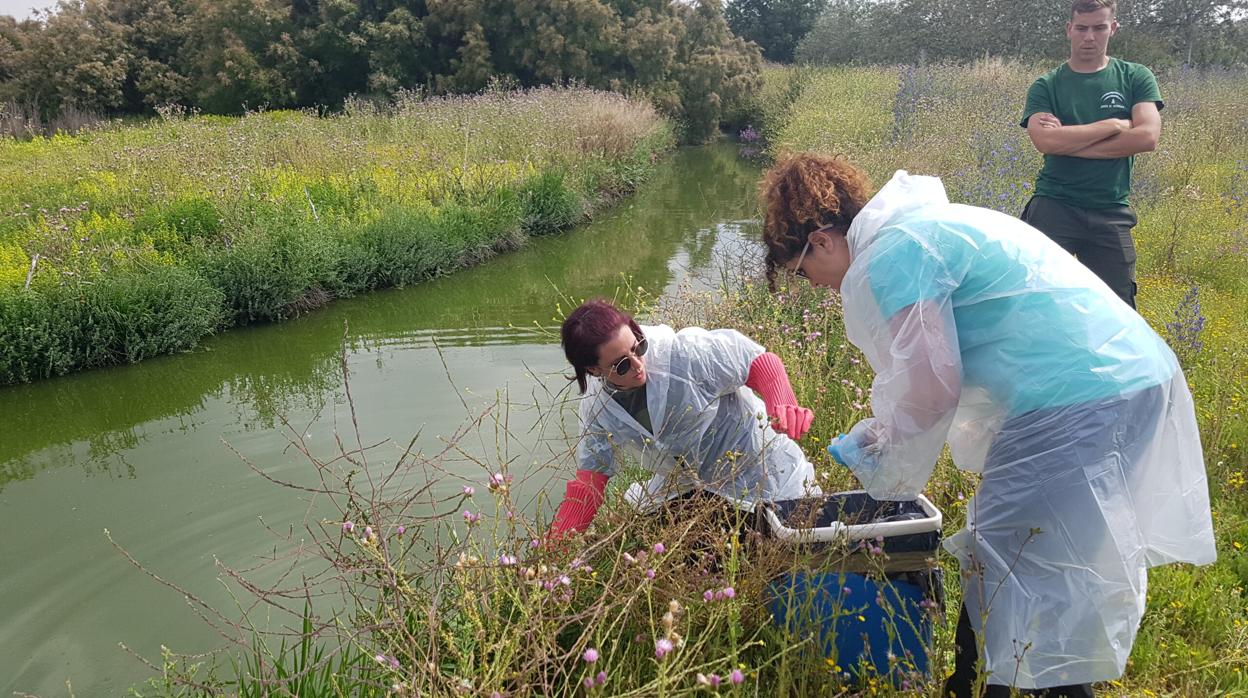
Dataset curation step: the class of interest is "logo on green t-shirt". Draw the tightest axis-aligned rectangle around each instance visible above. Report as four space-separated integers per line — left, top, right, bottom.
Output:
1100 91 1127 110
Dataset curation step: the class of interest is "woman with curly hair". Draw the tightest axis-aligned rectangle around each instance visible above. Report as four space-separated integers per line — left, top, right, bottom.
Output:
759 153 1214 697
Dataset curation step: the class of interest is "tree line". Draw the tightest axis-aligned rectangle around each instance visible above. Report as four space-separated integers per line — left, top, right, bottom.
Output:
0 0 762 141
796 0 1248 67
3 0 1242 140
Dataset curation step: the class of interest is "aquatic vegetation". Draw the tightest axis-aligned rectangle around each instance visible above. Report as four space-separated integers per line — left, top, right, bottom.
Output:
0 86 674 385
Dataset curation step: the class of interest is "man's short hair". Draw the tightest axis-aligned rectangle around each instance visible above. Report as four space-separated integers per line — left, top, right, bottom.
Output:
1072 0 1116 16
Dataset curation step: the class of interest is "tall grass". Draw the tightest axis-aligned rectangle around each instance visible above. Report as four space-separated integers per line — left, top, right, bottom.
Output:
759 61 1248 696
0 87 675 385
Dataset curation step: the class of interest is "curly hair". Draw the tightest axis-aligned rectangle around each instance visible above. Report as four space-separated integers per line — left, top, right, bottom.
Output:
758 153 872 288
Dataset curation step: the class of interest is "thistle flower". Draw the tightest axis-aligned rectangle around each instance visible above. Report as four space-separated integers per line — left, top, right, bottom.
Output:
583 648 599 663
463 485 475 496
342 521 354 533
462 510 481 525
697 673 722 688
395 525 406 535
488 472 512 492
652 542 666 554
655 637 674 658
374 654 400 669
729 669 744 684
595 671 607 686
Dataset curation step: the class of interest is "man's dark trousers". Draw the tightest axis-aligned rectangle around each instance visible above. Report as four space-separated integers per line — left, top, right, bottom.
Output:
1021 195 1139 309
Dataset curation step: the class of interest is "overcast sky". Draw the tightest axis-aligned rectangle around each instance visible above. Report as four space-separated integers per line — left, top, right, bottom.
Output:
0 0 58 20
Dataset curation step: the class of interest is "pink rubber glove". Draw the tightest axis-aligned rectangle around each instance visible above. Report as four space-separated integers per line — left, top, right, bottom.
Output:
549 469 609 537
745 352 814 440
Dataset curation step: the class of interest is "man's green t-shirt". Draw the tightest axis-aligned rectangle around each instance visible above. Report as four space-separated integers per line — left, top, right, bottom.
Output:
1021 57 1163 209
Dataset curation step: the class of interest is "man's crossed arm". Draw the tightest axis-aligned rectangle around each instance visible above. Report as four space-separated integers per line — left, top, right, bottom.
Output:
1026 101 1161 159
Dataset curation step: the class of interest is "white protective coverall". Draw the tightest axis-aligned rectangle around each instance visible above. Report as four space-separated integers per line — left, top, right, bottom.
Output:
575 324 817 511
835 171 1216 688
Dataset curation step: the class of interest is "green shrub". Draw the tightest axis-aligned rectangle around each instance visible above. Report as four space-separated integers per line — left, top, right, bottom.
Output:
349 207 448 289
193 221 343 324
135 196 225 249
519 171 583 235
0 266 225 383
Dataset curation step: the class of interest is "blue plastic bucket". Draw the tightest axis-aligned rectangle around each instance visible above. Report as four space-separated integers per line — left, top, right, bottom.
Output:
762 491 943 683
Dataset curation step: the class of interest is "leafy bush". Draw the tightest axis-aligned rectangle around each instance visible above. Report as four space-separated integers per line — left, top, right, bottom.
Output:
520 171 583 235
0 266 225 383
134 195 224 248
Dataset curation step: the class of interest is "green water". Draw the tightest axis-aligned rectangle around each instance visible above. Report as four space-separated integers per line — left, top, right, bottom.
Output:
0 144 763 695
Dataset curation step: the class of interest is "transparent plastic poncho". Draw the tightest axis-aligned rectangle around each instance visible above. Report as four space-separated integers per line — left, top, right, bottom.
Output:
837 171 1216 688
575 324 816 510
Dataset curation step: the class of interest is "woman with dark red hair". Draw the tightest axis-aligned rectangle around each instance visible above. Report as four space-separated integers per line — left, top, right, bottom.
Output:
550 299 818 535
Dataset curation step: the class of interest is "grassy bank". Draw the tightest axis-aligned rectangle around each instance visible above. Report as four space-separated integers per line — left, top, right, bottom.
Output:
0 87 674 385
130 65 1245 697
754 62 1248 695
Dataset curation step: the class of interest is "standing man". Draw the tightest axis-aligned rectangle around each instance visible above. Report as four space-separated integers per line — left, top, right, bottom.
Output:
1020 0 1162 309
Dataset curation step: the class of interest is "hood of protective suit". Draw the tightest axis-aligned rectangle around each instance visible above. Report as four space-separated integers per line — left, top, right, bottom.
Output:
846 170 948 257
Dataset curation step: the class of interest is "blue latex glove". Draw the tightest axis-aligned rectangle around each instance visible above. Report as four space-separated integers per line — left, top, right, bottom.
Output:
827 433 860 468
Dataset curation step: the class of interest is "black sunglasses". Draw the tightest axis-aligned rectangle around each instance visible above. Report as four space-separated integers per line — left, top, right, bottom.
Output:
608 336 648 377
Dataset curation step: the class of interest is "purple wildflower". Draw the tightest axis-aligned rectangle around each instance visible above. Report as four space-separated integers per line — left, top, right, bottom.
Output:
488 472 512 491
729 668 745 684
1165 285 1206 362
583 648 599 663
655 637 674 658
698 672 722 688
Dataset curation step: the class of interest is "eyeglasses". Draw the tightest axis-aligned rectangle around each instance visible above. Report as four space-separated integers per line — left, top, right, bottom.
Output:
608 336 648 377
790 239 811 279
